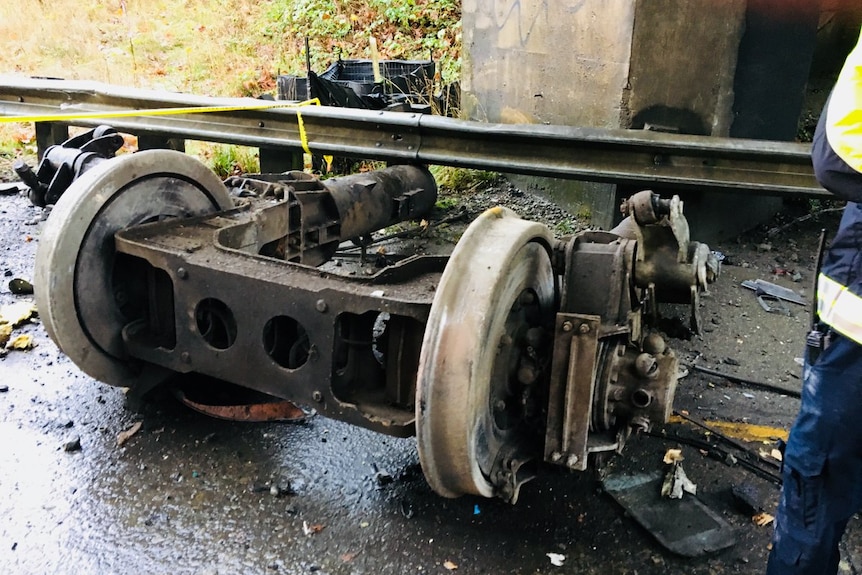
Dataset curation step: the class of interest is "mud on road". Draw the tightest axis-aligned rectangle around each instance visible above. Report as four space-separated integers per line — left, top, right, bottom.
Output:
1 169 860 574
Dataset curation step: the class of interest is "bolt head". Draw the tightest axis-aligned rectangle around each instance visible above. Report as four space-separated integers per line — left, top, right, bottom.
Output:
561 321 573 332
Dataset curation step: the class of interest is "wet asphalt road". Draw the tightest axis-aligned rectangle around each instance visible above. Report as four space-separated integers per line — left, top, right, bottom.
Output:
1 188 860 575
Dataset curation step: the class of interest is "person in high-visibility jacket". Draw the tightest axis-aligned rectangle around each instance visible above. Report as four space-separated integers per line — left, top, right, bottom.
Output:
767 27 862 575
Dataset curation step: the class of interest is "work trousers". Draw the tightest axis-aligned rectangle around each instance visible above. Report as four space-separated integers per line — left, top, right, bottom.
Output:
766 333 862 574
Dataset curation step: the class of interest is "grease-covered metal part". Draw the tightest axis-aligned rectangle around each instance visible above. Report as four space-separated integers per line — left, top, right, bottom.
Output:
544 191 717 473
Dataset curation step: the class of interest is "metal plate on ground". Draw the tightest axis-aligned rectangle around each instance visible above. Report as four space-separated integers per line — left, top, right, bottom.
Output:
602 471 738 557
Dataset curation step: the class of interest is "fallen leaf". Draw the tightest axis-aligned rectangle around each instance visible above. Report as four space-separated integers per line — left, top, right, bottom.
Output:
753 512 774 527
546 553 566 566
6 334 34 350
663 448 684 464
0 301 37 327
443 560 458 570
770 448 783 462
340 551 358 562
0 323 12 347
117 421 143 447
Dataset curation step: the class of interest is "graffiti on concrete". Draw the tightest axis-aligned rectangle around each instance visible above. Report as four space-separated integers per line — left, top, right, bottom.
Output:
487 0 586 50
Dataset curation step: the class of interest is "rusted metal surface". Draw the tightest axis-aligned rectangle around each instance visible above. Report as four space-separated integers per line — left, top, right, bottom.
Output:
114 205 443 437
174 388 308 422
32 139 721 502
612 190 719 333
0 77 825 197
223 164 437 266
543 191 708 472
415 207 556 502
544 313 601 472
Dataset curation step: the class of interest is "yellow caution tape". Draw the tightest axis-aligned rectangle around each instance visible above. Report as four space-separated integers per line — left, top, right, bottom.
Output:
0 97 333 164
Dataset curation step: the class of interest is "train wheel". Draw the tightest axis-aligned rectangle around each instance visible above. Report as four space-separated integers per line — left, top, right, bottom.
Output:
416 206 557 502
35 150 234 390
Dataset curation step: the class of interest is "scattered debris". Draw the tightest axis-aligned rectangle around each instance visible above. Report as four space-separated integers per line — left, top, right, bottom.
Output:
443 560 458 571
546 553 566 567
116 421 143 447
302 521 324 536
0 182 22 195
0 301 37 327
63 436 82 452
6 333 34 350
741 279 806 306
371 463 393 486
661 450 697 500
0 323 11 347
753 512 774 527
663 448 683 464
0 384 9 392
759 448 783 463
731 482 768 515
400 501 415 519
8 278 33 295
269 481 296 497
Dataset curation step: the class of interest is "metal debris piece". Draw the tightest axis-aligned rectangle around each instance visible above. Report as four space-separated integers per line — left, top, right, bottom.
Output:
741 279 806 306
603 471 738 557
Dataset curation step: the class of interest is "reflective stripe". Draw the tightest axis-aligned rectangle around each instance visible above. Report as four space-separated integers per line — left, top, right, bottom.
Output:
826 28 862 175
817 273 862 345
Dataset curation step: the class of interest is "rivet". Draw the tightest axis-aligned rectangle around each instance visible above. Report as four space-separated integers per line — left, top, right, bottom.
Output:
177 267 188 279
315 299 328 313
180 351 191 364
561 321 573 332
312 390 323 402
579 323 590 334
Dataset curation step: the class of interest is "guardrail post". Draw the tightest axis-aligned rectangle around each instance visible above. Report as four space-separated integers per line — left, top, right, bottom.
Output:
35 122 69 160
259 147 303 172
137 135 186 152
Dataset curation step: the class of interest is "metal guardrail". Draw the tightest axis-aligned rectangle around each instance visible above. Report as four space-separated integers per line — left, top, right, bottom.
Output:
0 77 826 197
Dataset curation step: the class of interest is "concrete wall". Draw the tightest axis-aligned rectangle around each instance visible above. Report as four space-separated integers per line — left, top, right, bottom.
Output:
462 0 636 128
462 0 821 240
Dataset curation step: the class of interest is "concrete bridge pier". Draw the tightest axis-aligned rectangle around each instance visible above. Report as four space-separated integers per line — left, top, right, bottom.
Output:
461 0 826 240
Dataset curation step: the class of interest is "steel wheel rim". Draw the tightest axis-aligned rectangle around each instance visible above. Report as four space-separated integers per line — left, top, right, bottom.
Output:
34 150 233 388
416 206 556 500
